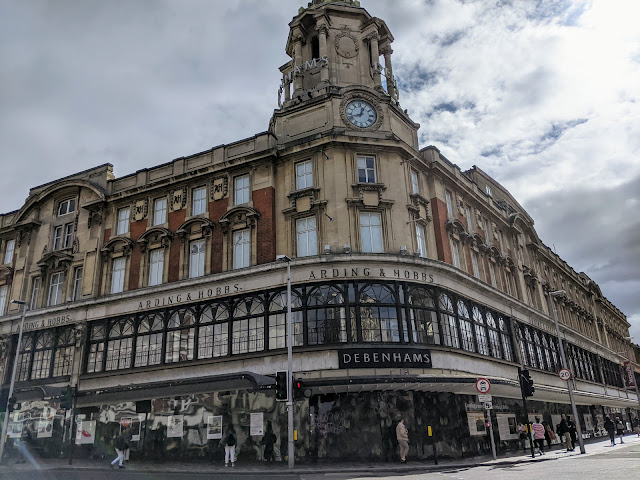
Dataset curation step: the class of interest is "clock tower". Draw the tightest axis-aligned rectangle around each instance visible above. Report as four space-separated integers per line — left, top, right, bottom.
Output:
270 0 419 148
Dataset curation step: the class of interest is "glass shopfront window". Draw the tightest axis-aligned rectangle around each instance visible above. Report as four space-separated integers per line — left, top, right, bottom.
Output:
358 284 399 343
135 313 164 367
407 285 438 345
438 293 460 348
165 310 196 363
307 285 346 345
268 289 303 349
232 295 265 354
106 318 134 371
198 302 230 358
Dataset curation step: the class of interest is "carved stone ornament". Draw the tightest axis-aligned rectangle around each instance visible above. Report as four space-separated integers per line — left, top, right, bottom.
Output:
87 206 103 229
137 228 173 252
133 198 148 221
219 207 260 235
211 176 228 201
72 237 79 254
339 92 384 132
73 322 88 348
335 30 359 58
0 336 11 361
171 187 187 212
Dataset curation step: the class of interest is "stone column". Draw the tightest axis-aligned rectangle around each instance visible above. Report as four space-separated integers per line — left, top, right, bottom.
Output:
293 34 304 94
382 47 396 100
317 25 329 85
367 33 383 91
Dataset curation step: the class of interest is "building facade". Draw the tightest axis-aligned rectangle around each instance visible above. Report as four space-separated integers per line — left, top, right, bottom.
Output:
0 0 637 463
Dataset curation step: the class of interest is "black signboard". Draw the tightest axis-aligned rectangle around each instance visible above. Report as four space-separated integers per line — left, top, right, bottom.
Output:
338 348 432 369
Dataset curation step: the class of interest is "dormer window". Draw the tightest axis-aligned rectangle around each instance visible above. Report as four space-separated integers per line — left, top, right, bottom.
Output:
58 198 76 217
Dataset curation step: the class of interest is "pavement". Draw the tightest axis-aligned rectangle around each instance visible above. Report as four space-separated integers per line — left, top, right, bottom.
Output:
1 434 638 476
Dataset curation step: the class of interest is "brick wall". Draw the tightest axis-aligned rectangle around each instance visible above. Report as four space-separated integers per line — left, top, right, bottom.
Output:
254 186 275 265
430 197 450 264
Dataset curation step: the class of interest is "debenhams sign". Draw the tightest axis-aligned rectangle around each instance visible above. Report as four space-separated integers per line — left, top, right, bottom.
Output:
338 348 432 369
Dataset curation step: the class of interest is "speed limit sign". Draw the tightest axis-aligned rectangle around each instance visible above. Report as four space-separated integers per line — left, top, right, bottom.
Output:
558 368 572 381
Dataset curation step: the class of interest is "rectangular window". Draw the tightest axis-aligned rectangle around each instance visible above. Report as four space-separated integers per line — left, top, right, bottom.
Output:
360 212 383 253
72 267 83 301
57 198 76 216
486 185 493 196
296 217 318 257
0 285 7 316
451 240 461 268
489 262 497 287
416 224 427 258
117 207 130 235
471 252 480 278
233 229 250 269
53 226 63 250
63 223 73 248
357 156 376 183
30 277 40 310
295 160 313 190
148 249 164 286
189 240 205 278
111 257 126 294
465 206 473 232
445 191 453 217
3 239 15 264
410 170 419 194
48 272 64 306
234 175 250 205
498 230 505 253
192 186 207 215
153 197 167 226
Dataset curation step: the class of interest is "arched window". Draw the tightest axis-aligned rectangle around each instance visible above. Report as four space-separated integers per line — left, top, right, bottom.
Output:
232 296 265 354
16 335 33 381
498 317 513 362
541 335 553 371
548 337 559 371
407 286 439 344
165 309 196 363
135 313 164 367
486 312 502 359
31 330 54 380
438 292 459 348
517 324 528 365
198 302 230 358
268 289 303 349
307 285 346 345
86 322 106 373
457 300 474 352
106 318 134 370
53 327 75 377
358 284 399 343
473 306 489 355
533 331 545 370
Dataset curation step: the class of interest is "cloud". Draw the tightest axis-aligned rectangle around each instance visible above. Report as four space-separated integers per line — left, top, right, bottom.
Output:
1 0 638 337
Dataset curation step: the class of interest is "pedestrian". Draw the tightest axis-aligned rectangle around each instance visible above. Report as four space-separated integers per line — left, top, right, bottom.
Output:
557 415 572 451
632 417 640 438
566 416 576 451
615 417 625 444
604 416 616 445
532 417 545 455
110 427 130 469
543 421 554 449
517 423 527 451
222 425 237 467
262 421 277 462
396 418 409 463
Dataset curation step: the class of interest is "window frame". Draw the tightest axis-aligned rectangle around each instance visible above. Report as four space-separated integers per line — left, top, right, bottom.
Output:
3 239 15 264
451 240 461 268
0 285 7 316
234 174 250 206
148 249 165 287
189 239 206 279
415 223 427 258
445 191 453 218
191 186 207 216
30 277 41 310
57 198 76 217
116 207 130 235
359 211 383 253
153 197 168 226
296 216 318 257
232 229 250 269
111 257 126 294
48 272 64 306
72 267 83 302
295 160 313 190
410 170 419 195
357 155 377 184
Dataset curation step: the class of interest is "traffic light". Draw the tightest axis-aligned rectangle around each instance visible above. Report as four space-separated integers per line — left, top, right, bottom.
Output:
60 386 74 410
293 379 303 400
7 396 21 413
275 371 288 402
519 368 535 397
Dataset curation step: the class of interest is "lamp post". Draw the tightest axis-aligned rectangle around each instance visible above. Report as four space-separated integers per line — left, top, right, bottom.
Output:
547 290 586 454
0 300 28 463
276 255 294 469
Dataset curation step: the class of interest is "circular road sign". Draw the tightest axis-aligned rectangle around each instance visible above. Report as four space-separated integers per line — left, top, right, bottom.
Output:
558 368 572 381
476 378 491 393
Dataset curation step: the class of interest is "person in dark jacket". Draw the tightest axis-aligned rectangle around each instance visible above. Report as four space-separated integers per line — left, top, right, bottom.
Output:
604 416 616 445
222 425 237 467
566 416 577 451
557 415 572 451
262 421 277 462
110 428 130 469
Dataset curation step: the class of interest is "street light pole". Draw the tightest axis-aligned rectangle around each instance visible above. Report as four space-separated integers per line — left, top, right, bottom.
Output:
0 300 28 463
548 290 586 454
277 255 294 469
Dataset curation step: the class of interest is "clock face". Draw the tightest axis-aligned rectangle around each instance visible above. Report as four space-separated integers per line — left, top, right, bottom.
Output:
345 100 377 128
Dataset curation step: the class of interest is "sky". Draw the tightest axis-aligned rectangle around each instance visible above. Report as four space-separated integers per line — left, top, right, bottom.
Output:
1 0 639 342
